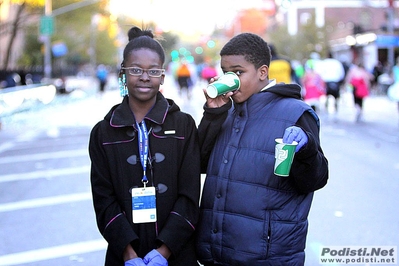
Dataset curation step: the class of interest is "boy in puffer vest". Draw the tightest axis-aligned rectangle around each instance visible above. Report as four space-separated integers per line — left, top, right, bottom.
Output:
196 32 329 266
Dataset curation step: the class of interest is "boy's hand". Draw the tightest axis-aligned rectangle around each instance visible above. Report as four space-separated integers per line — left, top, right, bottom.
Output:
283 126 308 152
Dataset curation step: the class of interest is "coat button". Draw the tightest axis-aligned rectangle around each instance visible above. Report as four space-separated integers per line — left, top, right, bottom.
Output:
212 229 218 233
126 128 135 137
223 159 228 164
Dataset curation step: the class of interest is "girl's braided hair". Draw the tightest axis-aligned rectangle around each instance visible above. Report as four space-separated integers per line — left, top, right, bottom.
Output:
122 26 165 67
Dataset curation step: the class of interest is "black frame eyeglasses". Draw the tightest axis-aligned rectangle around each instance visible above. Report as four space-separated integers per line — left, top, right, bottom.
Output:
122 67 165 78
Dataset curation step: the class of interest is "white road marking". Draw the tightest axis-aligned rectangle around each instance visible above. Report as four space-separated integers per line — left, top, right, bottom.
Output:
0 192 92 212
0 135 101 264
0 149 88 164
0 142 15 154
0 165 90 183
0 239 107 265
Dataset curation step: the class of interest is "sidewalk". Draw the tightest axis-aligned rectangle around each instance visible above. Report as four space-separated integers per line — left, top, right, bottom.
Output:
0 88 120 141
1 83 398 142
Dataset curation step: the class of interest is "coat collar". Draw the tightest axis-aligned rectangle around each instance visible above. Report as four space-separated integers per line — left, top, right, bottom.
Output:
108 92 170 127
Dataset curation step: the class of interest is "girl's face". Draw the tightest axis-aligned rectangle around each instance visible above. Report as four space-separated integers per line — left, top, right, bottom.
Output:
220 54 268 103
124 48 164 104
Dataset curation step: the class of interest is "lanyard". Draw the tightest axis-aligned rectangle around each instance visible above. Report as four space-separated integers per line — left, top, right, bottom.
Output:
137 121 149 186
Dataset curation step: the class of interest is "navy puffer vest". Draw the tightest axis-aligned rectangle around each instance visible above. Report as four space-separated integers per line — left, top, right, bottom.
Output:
196 91 315 266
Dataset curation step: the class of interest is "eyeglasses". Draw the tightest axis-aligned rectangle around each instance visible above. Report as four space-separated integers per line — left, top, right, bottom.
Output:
122 67 165 78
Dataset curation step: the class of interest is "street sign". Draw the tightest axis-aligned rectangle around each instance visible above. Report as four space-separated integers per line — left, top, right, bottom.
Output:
375 35 399 47
40 16 54 35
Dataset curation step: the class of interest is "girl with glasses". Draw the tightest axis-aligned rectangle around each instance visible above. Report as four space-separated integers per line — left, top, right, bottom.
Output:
89 26 201 266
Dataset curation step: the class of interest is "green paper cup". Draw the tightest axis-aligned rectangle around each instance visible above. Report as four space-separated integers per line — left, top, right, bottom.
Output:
206 72 240 98
274 138 298 177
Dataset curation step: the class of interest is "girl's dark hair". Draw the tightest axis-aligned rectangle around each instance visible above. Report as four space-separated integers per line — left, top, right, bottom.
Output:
122 26 165 67
220 33 271 69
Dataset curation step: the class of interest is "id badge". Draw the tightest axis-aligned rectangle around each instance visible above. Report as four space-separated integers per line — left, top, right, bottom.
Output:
131 187 157 223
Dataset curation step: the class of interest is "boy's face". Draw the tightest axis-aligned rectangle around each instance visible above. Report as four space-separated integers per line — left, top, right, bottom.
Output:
220 55 268 103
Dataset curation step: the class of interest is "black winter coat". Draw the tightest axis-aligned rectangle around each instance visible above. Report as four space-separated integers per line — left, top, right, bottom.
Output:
89 93 201 265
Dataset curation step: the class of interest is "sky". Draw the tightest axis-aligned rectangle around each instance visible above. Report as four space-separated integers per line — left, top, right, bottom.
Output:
108 0 275 37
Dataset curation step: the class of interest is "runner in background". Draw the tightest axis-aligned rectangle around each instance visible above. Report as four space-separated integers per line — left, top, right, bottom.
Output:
176 61 193 99
302 59 326 113
268 44 299 85
200 63 218 83
96 64 108 95
346 62 374 122
318 53 346 116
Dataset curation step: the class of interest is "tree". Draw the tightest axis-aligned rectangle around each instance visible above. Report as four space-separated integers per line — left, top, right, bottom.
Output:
2 0 179 75
158 31 179 64
1 0 44 69
50 0 114 74
17 24 42 66
267 12 328 62
225 8 275 38
2 0 118 74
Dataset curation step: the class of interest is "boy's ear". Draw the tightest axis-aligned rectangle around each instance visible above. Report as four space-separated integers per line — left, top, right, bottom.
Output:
259 65 269 81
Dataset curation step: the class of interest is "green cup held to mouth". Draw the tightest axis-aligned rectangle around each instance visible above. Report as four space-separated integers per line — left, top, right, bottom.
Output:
206 72 240 98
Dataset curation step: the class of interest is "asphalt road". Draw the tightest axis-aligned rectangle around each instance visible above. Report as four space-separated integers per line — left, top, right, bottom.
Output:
0 77 398 266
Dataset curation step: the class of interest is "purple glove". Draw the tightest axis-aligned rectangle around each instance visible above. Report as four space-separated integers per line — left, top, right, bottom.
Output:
125 258 146 266
143 249 168 266
283 126 308 152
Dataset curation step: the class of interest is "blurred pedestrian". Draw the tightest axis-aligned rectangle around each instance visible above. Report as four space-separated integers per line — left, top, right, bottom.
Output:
200 63 218 83
302 60 326 112
346 62 374 122
292 60 305 81
372 61 384 93
89 26 201 266
96 64 108 94
388 57 399 121
319 53 346 115
196 32 328 265
176 62 193 99
268 44 299 84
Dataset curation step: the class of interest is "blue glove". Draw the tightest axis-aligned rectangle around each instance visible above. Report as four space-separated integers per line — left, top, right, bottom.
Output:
143 249 168 266
283 126 308 152
125 258 146 266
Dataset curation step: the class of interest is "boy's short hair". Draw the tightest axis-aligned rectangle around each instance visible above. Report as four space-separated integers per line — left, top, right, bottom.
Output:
220 33 271 69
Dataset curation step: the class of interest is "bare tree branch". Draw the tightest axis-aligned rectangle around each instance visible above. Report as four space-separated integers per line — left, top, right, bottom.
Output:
3 2 27 69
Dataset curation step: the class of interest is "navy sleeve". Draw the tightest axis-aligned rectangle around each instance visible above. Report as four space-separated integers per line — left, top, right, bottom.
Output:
291 110 329 193
198 101 232 173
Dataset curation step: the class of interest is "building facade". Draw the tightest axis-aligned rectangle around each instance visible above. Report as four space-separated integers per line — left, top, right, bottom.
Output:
285 0 398 71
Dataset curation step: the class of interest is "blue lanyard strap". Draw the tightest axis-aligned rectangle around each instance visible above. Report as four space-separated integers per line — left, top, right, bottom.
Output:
137 121 149 185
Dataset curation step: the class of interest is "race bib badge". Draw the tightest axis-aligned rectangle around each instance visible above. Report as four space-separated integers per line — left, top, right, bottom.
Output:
131 187 157 223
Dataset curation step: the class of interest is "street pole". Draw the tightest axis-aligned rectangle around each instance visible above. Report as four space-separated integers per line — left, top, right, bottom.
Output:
387 0 395 69
90 14 100 75
42 0 101 80
44 0 52 79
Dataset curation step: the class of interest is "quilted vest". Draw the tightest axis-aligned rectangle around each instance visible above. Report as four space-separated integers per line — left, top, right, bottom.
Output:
197 91 315 265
